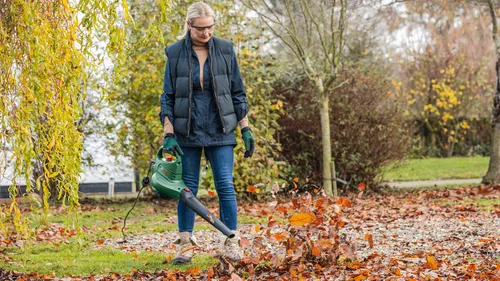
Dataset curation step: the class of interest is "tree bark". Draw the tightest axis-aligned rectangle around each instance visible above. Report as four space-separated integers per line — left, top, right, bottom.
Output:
317 79 333 196
483 0 500 184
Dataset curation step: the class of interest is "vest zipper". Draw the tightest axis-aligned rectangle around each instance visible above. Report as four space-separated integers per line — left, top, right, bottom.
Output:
209 47 226 134
187 47 193 136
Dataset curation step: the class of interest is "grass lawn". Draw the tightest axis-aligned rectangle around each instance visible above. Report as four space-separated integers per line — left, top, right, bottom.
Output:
0 198 243 277
437 197 500 212
1 239 217 276
381 156 489 182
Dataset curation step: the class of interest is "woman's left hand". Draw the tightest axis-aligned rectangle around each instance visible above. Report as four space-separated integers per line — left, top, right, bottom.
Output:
241 127 255 158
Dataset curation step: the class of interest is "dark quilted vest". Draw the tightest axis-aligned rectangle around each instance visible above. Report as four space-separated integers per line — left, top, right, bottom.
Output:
165 35 236 136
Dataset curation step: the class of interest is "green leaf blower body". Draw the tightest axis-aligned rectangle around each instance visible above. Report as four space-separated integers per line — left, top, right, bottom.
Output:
151 148 234 238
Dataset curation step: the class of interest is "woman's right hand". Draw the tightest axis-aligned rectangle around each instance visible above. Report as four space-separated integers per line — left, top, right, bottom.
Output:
163 133 184 156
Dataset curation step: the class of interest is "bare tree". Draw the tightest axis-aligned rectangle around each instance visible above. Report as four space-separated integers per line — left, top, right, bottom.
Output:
243 0 348 196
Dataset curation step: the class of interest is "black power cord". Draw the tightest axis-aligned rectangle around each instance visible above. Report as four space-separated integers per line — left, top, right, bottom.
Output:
120 160 155 243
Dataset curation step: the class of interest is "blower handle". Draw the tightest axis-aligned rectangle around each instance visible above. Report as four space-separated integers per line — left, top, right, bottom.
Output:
179 188 235 238
157 147 182 165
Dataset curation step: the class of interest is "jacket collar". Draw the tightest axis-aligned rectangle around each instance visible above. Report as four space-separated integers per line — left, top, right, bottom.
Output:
184 31 214 50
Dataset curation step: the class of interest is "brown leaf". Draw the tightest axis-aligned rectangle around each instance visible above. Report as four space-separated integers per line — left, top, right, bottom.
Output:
316 238 333 249
247 264 255 276
231 272 243 281
240 237 250 249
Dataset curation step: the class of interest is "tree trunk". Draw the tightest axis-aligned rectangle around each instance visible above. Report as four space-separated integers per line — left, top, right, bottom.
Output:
484 0 500 184
318 88 333 196
483 122 500 184
483 60 500 184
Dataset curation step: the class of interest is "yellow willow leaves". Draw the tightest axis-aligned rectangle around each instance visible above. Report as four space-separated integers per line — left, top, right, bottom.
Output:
0 0 134 236
289 212 316 226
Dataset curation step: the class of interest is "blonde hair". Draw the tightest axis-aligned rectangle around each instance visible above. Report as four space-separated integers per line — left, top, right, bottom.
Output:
178 2 215 40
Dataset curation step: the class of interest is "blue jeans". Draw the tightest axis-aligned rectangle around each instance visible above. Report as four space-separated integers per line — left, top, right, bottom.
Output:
177 145 238 234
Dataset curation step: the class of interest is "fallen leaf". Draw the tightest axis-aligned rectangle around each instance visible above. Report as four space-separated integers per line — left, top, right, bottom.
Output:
240 237 250 248
336 197 352 207
289 213 314 226
312 246 321 256
364 233 374 249
231 273 243 281
426 255 438 270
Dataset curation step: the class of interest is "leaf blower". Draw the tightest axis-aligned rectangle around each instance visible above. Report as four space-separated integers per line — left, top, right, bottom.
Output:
150 148 235 238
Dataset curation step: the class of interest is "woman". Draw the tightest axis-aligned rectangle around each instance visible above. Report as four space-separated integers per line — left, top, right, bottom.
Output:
159 2 255 264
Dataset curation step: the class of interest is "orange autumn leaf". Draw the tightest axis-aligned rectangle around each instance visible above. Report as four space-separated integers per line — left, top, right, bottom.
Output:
426 255 438 270
289 213 314 226
336 197 352 207
274 232 287 241
364 233 374 248
207 267 214 278
254 225 261 233
358 182 366 191
247 185 257 193
312 246 321 257
293 177 299 183
208 191 215 197
316 238 333 249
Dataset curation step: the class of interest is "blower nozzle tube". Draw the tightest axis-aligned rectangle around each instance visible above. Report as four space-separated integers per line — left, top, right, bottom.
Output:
179 189 235 238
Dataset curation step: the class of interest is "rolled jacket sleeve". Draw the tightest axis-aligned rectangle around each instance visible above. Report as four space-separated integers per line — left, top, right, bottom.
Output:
159 56 175 127
230 48 249 122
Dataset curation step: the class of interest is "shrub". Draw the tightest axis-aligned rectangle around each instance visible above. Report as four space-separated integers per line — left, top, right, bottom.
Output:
274 65 411 190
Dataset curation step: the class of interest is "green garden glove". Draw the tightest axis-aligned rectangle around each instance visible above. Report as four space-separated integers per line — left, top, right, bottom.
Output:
241 127 255 158
163 133 184 156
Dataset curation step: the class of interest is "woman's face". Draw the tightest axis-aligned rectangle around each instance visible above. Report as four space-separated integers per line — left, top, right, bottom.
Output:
189 16 215 44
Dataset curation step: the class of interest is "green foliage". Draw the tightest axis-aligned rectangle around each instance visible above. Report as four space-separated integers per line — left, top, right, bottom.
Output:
105 0 171 180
